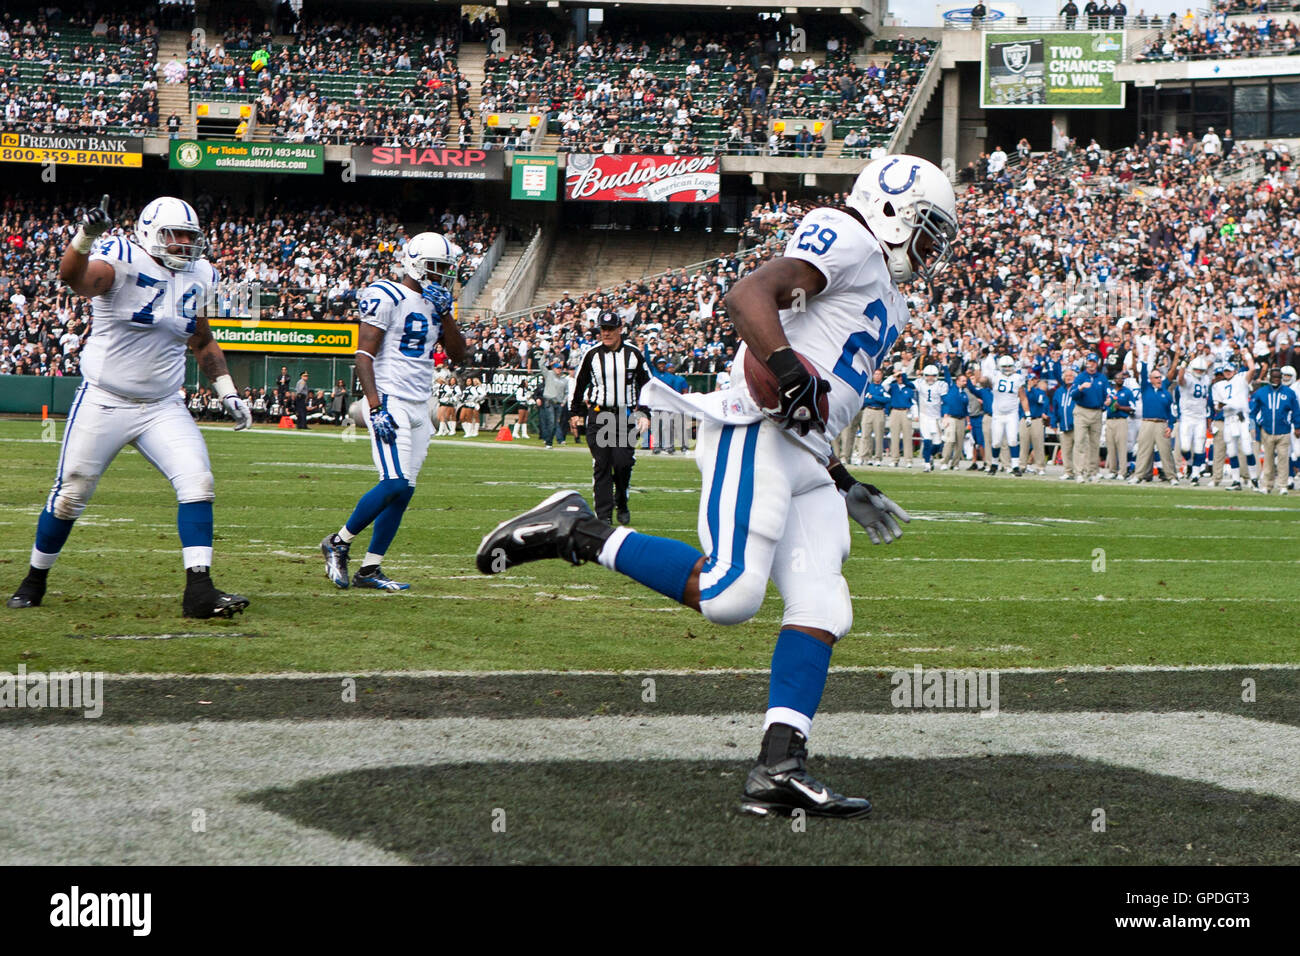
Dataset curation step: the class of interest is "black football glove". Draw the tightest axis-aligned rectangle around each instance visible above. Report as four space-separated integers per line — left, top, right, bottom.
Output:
764 347 830 436
81 194 112 238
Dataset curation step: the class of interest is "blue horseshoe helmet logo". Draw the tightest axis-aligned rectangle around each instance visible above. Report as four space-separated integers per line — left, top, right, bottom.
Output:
878 158 920 195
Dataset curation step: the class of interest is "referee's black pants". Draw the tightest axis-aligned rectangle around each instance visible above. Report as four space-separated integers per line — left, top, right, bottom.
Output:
295 395 308 429
586 409 636 522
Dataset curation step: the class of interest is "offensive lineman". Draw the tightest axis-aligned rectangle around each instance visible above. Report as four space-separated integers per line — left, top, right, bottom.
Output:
321 233 466 590
477 155 957 819
7 196 252 617
989 354 1026 476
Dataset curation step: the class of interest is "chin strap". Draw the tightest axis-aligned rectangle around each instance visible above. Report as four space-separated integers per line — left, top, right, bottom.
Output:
885 244 914 283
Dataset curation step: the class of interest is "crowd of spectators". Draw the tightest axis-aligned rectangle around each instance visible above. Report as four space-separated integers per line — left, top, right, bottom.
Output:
185 9 465 145
1136 12 1300 60
769 37 933 157
1 7 159 136
0 193 498 376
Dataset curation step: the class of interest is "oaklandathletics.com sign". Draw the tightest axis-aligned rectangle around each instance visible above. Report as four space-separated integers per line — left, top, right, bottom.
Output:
564 154 720 203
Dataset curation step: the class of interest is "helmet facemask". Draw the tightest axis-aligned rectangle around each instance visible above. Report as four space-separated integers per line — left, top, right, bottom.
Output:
153 226 206 272
899 199 957 284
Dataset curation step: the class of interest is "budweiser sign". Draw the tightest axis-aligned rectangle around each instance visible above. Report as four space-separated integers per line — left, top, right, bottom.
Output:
565 154 720 203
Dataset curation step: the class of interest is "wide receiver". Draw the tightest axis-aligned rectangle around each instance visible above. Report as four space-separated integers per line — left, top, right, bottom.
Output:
7 196 252 617
477 155 957 818
321 233 465 590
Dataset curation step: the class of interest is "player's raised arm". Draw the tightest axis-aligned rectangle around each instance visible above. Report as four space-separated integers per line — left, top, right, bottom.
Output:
59 195 116 298
188 317 252 430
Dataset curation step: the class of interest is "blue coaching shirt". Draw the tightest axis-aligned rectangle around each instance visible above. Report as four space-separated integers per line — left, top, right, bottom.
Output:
887 377 915 411
1052 385 1075 431
1107 385 1136 419
1138 363 1176 426
1072 368 1111 409
1250 383 1300 434
1024 386 1049 420
861 381 888 409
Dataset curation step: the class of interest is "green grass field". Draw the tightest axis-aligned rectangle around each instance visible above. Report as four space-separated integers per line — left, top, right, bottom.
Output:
2 417 1297 864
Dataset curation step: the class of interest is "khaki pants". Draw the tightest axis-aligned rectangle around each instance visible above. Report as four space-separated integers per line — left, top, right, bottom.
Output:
888 409 913 463
941 415 966 467
1212 421 1226 483
834 417 857 462
1104 418 1129 475
1059 429 1077 478
1136 420 1174 481
1260 431 1291 492
1073 406 1103 478
855 407 887 461
1018 418 1046 469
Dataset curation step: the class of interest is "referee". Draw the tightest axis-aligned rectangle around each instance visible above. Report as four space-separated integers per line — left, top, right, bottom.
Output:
569 311 650 525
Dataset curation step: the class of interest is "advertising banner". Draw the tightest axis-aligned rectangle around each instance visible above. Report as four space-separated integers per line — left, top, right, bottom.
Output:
564 154 720 203
169 139 324 174
0 132 143 167
511 155 559 200
208 321 359 354
981 32 1126 108
351 146 506 180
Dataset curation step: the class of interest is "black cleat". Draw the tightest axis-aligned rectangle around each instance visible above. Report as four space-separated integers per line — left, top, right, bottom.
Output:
739 724 871 820
1011 466 1023 476
182 570 249 619
617 509 631 526
988 464 999 476
7 569 47 609
476 490 612 574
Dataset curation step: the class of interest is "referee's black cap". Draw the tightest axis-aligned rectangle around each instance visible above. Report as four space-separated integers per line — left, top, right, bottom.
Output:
598 311 622 329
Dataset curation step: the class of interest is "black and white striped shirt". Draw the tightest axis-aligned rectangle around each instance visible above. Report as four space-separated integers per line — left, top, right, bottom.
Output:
570 343 649 417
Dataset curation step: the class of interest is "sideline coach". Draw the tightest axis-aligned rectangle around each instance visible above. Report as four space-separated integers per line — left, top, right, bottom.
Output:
570 311 650 525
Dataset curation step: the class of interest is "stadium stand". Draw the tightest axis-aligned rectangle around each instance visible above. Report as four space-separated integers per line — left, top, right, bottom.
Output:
1 7 160 136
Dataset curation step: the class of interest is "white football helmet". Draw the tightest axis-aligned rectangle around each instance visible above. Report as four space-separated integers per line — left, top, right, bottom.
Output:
1189 356 1209 373
1283 365 1297 385
997 355 1015 370
846 154 958 284
136 197 206 272
923 364 939 377
401 232 462 287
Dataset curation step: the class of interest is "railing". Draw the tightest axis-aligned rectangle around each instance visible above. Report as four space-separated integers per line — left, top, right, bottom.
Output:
887 52 942 156
490 225 546 316
941 15 1142 30
457 230 504 311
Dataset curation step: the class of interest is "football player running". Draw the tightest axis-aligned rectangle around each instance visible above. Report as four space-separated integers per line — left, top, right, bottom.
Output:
7 196 252 618
321 233 466 591
477 155 957 819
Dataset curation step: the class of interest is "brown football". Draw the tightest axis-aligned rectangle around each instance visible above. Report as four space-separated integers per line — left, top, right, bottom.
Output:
743 348 830 421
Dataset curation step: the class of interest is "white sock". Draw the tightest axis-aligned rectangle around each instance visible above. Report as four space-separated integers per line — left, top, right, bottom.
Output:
596 526 633 570
182 546 213 569
1012 457 1020 467
512 424 519 437
763 706 813 738
361 551 384 569
337 526 356 544
29 547 58 570
1249 461 1259 480
521 425 529 438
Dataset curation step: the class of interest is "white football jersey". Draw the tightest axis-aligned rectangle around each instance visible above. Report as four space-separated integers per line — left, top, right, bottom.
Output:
1178 370 1212 420
80 236 218 401
1212 372 1250 417
737 206 909 460
917 378 948 417
990 371 1025 416
357 279 441 403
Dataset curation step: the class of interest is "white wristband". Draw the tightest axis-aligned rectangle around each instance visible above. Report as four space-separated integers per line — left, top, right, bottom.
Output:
214 374 237 401
71 228 96 255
